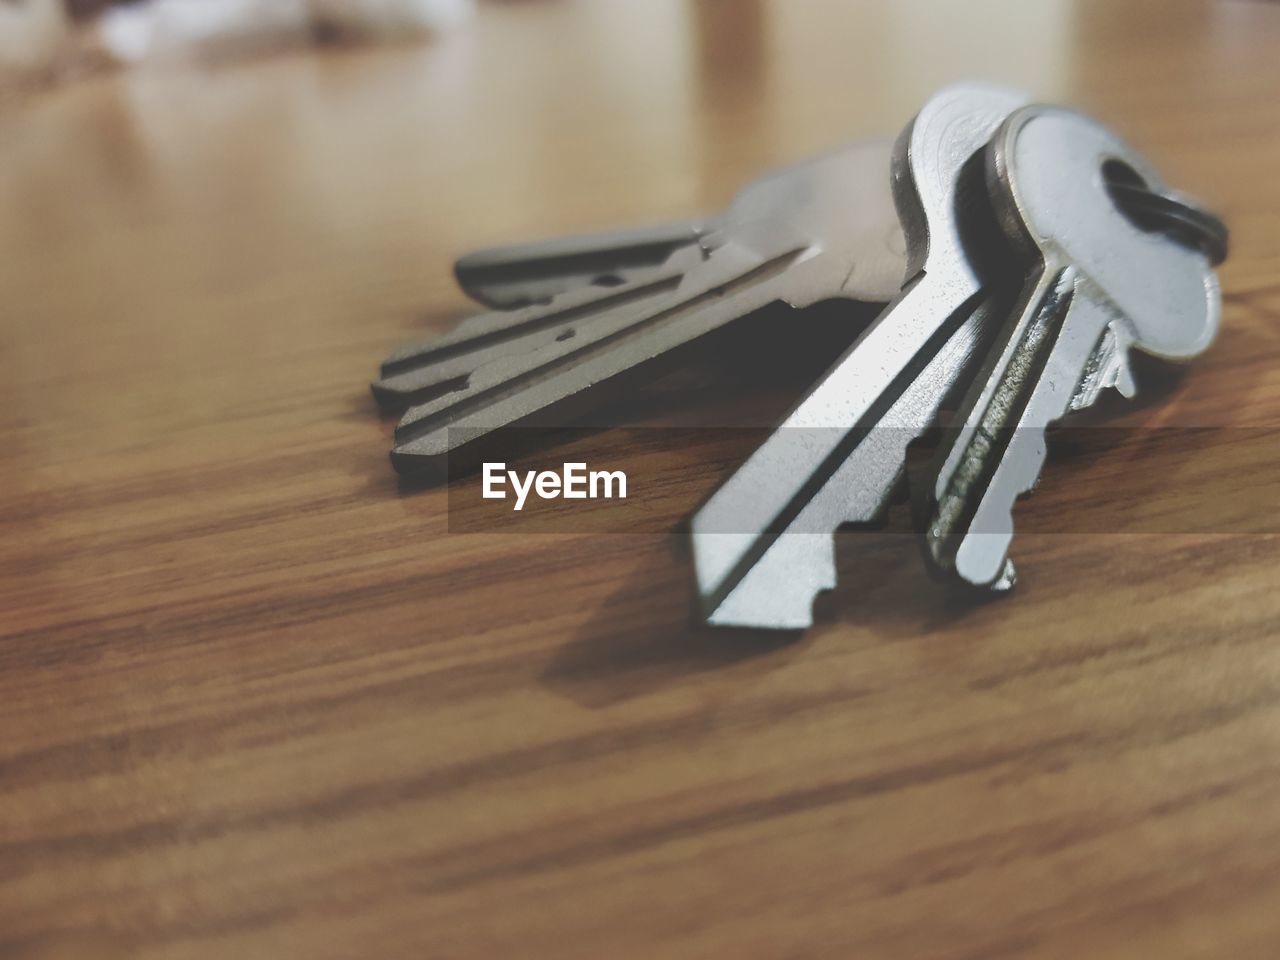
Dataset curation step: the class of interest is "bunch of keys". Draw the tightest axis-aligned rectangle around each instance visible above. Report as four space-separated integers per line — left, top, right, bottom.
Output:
372 84 1228 630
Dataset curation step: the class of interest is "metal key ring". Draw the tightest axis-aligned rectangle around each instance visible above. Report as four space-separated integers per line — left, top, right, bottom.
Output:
1107 180 1229 266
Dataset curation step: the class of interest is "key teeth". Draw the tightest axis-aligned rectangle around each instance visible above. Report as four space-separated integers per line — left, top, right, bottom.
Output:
696 534 837 631
390 419 457 464
961 443 1046 590
992 559 1017 592
701 591 820 631
972 338 1136 586
1113 356 1137 399
946 319 1144 590
952 357 1138 591
701 578 825 630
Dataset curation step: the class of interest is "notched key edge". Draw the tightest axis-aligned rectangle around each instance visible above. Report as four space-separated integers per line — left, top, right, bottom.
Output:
454 219 710 309
389 246 812 473
924 266 1078 576
370 272 684 410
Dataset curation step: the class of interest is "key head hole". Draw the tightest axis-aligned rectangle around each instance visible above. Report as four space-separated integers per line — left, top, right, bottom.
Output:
1103 158 1229 264
1103 160 1154 232
1102 159 1147 190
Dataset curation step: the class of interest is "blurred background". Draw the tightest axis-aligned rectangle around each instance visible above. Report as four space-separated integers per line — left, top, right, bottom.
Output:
3 0 1273 426
4 3 1280 959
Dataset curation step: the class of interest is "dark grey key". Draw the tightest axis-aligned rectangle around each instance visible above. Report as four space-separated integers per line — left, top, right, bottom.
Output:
375 138 908 472
454 219 711 310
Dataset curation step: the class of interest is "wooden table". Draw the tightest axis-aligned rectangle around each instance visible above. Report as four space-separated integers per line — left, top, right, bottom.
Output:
3 1 1280 957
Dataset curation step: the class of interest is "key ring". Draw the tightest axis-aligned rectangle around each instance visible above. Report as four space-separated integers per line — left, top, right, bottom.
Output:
1107 180 1229 266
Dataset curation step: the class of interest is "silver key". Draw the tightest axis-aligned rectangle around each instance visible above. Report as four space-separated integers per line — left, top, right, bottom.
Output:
690 84 1029 629
375 139 908 472
922 104 1221 588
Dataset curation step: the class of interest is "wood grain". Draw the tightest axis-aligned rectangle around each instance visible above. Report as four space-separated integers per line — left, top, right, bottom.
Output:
3 1 1280 957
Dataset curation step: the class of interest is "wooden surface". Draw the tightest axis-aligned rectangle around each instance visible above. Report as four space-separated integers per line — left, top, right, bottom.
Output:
3 1 1280 957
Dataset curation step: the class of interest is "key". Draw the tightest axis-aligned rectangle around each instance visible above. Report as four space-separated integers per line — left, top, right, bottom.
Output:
375 137 910 473
454 218 712 310
374 220 719 411
371 259 700 410
689 83 1029 629
922 104 1222 588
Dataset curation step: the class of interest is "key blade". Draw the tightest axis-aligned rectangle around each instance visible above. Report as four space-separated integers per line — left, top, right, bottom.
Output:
455 219 711 309
371 267 685 410
377 135 912 431
691 273 987 626
712 138 905 305
390 241 817 472
687 82 1031 628
695 301 993 627
925 270 1120 586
